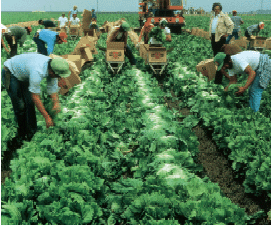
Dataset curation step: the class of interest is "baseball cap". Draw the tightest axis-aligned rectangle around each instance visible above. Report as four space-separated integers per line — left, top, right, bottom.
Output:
121 22 130 31
58 32 67 42
160 18 168 26
214 52 226 71
259 22 264 29
50 58 71 78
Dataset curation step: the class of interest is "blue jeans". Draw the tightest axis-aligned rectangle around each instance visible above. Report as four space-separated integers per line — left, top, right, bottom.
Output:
249 72 264 112
33 33 48 56
125 45 137 66
226 29 239 44
2 69 37 140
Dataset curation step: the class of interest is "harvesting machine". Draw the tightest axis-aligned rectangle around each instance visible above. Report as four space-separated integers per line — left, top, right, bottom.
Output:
138 0 185 33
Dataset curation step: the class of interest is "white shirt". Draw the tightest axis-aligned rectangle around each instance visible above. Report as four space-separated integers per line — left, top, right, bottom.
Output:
70 17 80 26
1 24 8 37
228 51 260 76
58 16 68 27
211 13 220 33
149 26 170 44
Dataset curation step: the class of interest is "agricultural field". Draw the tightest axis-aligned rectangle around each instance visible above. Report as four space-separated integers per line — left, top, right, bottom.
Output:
1 12 271 225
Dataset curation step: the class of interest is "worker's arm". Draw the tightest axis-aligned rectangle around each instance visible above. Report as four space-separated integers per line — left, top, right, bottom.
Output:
31 93 50 119
166 34 172 42
241 20 244 25
243 65 256 89
58 21 60 27
68 11 71 20
1 37 10 52
235 65 256 95
50 92 61 113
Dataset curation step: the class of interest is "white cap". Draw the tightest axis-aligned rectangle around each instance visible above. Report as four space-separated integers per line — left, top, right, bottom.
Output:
259 21 264 26
159 18 167 24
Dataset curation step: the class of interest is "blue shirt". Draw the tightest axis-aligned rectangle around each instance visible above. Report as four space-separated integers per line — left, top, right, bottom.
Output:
92 11 97 19
38 29 58 55
231 16 243 31
3 53 60 94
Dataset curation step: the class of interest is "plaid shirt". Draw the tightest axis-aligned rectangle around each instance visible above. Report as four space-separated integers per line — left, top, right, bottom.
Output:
246 24 260 36
258 54 271 90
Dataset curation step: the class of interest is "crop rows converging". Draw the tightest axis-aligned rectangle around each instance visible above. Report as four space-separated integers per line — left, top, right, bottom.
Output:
1 13 271 225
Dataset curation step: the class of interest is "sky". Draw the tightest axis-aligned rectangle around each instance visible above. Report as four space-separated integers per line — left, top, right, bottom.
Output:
1 0 270 13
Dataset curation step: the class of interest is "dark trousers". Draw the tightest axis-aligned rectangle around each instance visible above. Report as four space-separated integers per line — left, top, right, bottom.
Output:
33 33 48 56
211 34 226 84
226 29 239 44
125 44 137 66
2 69 37 141
4 35 18 58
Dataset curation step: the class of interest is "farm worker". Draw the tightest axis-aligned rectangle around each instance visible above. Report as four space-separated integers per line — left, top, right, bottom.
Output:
91 9 97 21
245 22 264 40
68 5 78 21
58 13 68 28
68 14 81 27
245 22 264 49
2 26 32 57
1 53 71 142
225 10 244 44
33 29 67 56
214 51 271 112
38 19 56 29
89 18 100 33
209 2 234 85
149 18 172 45
138 20 154 45
107 21 137 66
219 43 242 89
1 24 11 53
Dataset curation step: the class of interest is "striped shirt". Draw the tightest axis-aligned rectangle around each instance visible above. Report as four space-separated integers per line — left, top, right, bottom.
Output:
246 24 260 36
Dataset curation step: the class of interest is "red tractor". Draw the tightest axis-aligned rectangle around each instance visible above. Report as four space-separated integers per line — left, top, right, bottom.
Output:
139 0 185 34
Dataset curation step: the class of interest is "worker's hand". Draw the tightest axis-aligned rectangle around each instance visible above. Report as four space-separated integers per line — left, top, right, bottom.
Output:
52 103 61 114
222 34 228 38
235 86 246 96
45 116 54 128
224 86 229 92
251 35 256 39
4 47 10 53
136 42 140 48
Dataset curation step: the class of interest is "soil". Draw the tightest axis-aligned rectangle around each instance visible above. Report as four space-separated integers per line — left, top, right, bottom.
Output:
1 75 270 225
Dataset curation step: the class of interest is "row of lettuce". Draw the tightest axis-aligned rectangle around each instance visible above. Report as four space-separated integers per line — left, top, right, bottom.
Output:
159 33 271 210
2 51 256 224
2 25 269 224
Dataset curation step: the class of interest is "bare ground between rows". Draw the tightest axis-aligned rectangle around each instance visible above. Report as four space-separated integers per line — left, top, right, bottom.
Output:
157 80 270 225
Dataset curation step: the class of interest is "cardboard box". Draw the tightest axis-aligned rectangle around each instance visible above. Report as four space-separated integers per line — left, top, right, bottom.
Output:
139 44 149 64
232 40 249 49
62 55 84 72
203 31 211 40
195 29 204 37
106 42 125 62
266 39 271 50
80 46 94 61
148 46 167 63
196 59 216 81
250 36 267 48
69 25 80 36
107 42 125 50
191 27 199 36
49 54 81 95
72 36 98 55
128 31 140 47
